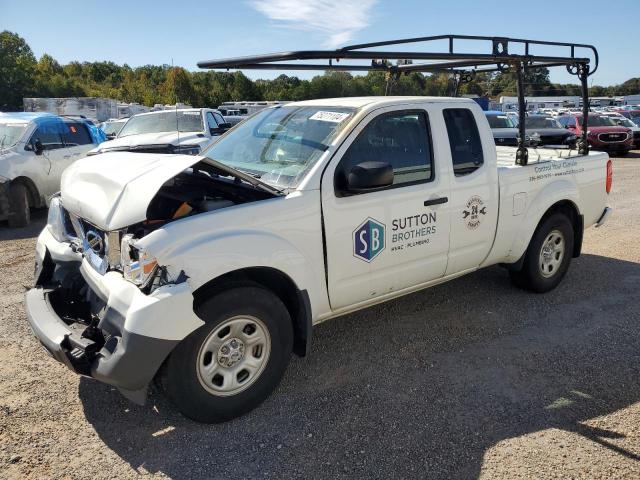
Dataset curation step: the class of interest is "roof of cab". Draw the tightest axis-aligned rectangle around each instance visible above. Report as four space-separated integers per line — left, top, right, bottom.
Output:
288 96 476 109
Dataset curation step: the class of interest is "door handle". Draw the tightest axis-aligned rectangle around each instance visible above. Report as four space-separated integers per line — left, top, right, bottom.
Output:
424 197 448 206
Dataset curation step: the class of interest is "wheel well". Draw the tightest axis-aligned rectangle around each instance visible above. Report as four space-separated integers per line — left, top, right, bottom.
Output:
539 200 583 258
192 267 312 357
11 177 41 208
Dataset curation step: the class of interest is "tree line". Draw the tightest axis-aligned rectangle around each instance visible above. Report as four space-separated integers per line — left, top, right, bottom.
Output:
1 30 638 111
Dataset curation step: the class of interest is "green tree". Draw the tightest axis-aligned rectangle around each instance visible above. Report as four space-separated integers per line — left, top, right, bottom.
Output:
161 67 195 105
0 30 37 110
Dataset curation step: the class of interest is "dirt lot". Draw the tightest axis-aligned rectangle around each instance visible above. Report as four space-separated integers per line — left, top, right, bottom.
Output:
1 153 639 479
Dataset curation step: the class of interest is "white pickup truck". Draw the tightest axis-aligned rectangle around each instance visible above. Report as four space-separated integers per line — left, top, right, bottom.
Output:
89 108 231 157
25 97 612 422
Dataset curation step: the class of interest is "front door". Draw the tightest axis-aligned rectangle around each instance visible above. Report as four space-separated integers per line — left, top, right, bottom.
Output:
322 107 451 310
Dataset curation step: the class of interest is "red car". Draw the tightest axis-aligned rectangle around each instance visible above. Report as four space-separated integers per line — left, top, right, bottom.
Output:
557 114 633 155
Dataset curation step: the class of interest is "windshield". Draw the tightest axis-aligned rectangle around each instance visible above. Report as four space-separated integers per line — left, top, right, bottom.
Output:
202 106 355 188
118 111 203 137
486 114 515 129
0 123 28 149
526 116 562 129
606 116 635 128
579 116 618 127
102 121 125 136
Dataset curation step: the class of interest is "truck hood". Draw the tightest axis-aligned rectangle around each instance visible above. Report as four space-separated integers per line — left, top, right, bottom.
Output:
491 128 519 139
585 126 630 134
97 131 205 151
525 127 572 137
60 152 282 231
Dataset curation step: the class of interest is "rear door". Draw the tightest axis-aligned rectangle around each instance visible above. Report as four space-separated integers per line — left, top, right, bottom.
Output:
441 107 499 274
322 107 452 310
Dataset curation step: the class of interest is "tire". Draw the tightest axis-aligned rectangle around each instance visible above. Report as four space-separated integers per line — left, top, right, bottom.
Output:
8 183 30 228
161 285 293 423
509 213 574 293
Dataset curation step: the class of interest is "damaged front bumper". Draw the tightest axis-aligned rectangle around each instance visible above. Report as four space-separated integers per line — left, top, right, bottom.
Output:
25 228 203 404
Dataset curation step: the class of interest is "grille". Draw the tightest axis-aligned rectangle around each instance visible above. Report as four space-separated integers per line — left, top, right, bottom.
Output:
598 132 628 143
540 135 568 145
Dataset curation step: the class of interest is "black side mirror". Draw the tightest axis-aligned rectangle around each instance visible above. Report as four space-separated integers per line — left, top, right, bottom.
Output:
106 132 116 140
33 139 44 155
346 161 394 192
210 123 232 136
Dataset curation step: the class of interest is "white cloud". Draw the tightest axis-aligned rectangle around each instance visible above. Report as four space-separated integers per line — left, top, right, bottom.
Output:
249 0 377 48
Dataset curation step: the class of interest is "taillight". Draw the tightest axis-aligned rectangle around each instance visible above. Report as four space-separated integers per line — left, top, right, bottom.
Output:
606 159 613 194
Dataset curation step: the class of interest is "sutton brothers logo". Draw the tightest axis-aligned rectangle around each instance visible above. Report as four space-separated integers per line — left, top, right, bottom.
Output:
462 196 487 230
353 218 385 262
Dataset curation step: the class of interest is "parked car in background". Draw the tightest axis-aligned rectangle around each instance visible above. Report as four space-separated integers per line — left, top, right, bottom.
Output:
99 118 128 140
615 109 640 127
484 111 521 146
557 113 633 155
518 115 578 148
0 112 102 226
89 108 231 156
601 113 640 147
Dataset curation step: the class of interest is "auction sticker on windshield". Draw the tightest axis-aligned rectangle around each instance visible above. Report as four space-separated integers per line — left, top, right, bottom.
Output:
309 111 351 123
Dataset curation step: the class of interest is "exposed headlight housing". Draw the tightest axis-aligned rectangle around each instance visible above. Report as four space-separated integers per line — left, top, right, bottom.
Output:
173 144 201 155
47 196 69 243
120 234 158 287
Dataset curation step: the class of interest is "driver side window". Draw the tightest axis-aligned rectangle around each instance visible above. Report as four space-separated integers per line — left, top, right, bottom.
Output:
27 125 64 151
335 110 433 195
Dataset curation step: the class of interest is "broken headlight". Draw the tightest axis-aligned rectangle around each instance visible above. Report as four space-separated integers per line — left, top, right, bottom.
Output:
47 196 69 243
120 234 158 287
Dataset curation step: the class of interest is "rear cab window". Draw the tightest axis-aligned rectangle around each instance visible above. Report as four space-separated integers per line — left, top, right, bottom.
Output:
443 108 484 176
335 110 434 195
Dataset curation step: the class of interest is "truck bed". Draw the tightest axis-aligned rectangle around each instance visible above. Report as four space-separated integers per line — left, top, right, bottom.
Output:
495 145 590 168
486 145 610 267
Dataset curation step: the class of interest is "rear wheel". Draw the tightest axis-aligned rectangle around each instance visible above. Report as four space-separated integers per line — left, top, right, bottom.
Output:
8 183 30 227
509 213 574 293
161 286 293 423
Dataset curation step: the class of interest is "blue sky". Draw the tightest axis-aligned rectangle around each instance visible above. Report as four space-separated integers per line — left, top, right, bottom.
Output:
1 0 638 86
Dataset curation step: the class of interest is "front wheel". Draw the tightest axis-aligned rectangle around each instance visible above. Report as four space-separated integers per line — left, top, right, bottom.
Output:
161 286 293 423
8 183 30 227
509 213 574 293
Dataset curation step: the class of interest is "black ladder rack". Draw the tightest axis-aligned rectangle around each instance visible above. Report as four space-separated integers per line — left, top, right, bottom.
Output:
198 34 599 165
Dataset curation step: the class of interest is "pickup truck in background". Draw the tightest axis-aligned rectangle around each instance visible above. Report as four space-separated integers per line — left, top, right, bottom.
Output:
25 97 612 422
88 108 232 157
0 112 103 227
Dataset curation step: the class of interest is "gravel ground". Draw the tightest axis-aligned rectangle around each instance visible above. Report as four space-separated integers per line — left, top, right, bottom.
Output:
1 153 639 479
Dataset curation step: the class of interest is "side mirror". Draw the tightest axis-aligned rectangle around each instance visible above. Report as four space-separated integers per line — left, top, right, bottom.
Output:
210 123 232 135
346 161 394 193
106 132 116 140
33 139 44 155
